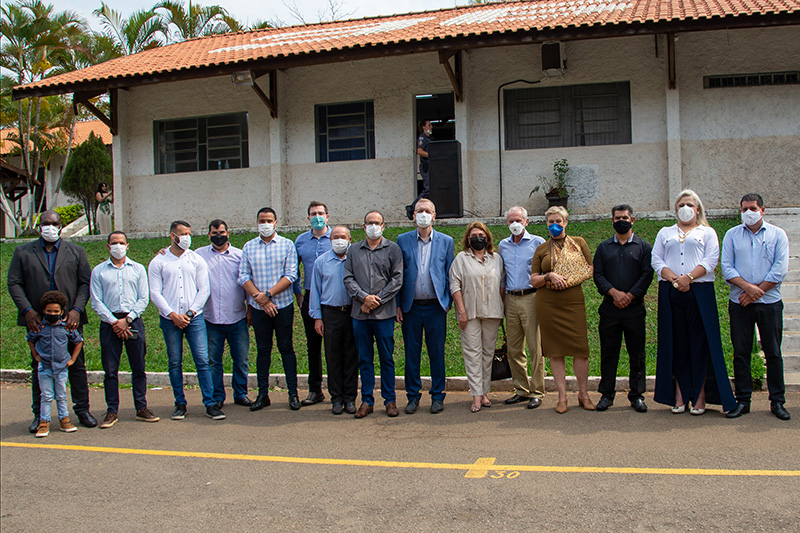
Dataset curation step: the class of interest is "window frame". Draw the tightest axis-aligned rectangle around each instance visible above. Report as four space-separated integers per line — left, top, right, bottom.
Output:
153 112 249 175
504 81 631 150
314 100 376 163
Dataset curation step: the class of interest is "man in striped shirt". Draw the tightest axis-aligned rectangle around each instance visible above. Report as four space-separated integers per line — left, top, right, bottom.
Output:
238 207 301 411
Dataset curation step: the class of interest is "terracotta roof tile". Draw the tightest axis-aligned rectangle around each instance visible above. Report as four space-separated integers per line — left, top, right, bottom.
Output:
15 0 800 94
1 120 111 154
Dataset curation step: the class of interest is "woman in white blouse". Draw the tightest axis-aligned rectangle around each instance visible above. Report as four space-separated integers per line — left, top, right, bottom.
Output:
450 221 505 412
651 189 736 415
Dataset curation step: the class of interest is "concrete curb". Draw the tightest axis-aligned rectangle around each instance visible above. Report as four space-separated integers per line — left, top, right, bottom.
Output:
2 369 747 393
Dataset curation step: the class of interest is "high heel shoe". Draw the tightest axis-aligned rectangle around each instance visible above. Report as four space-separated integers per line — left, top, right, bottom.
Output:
671 404 686 414
555 399 568 414
578 397 595 411
690 403 706 415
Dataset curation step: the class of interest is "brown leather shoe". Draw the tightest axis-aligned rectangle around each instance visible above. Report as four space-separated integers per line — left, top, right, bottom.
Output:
555 399 568 414
354 403 374 419
578 397 595 411
385 402 399 417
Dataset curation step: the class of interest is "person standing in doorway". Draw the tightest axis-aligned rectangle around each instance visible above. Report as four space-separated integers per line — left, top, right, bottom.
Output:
405 120 433 220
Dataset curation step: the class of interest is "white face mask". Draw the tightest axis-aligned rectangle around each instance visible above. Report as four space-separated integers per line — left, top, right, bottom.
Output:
508 221 525 236
365 223 383 240
40 225 60 243
176 234 191 250
331 238 350 255
415 212 433 228
258 222 275 238
741 209 762 227
109 243 128 260
677 205 696 223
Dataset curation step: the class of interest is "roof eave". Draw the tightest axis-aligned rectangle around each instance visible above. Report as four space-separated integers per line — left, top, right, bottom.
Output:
12 12 800 100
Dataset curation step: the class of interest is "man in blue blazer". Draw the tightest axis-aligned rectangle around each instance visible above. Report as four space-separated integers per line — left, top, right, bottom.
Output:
396 199 454 414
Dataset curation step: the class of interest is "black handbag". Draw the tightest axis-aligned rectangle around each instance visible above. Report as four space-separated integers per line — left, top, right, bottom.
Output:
491 322 512 381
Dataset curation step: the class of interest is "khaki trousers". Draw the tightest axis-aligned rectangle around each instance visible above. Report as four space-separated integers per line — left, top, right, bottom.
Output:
460 317 502 397
505 292 545 397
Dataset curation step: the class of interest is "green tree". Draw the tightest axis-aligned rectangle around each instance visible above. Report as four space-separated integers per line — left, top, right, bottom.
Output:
155 0 241 43
61 132 111 234
93 2 165 56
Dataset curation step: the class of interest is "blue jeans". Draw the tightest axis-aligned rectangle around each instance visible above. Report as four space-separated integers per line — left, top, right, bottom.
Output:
353 318 396 406
160 315 215 407
38 364 69 422
402 302 447 403
206 318 250 403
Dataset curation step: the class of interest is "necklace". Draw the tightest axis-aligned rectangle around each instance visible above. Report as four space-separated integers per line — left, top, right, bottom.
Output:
677 226 696 243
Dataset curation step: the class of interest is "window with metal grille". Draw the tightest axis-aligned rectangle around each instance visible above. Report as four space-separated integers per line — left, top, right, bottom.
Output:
704 71 800 89
154 112 249 174
315 101 375 163
504 82 631 150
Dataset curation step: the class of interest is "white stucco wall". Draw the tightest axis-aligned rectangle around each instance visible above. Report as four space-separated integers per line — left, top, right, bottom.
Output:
113 25 800 232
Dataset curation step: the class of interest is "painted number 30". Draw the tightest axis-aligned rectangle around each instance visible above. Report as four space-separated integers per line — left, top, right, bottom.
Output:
490 470 520 479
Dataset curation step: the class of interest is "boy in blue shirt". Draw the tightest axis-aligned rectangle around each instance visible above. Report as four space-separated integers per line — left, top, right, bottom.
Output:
27 291 83 437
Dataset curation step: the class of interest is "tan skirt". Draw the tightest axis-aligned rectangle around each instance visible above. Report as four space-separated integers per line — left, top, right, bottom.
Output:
534 284 590 358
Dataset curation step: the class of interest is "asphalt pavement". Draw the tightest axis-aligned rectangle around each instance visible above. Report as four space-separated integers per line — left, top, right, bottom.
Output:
1 384 799 532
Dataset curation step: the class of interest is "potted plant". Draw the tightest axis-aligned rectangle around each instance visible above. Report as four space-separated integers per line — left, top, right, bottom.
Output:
529 158 571 208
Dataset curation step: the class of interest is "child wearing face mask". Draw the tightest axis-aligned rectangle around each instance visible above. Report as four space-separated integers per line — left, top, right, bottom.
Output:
27 291 83 438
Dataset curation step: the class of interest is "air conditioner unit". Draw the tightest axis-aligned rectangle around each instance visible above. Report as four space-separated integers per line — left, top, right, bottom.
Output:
541 42 566 73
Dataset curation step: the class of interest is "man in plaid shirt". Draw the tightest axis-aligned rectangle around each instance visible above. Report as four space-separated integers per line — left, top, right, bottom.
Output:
238 207 300 411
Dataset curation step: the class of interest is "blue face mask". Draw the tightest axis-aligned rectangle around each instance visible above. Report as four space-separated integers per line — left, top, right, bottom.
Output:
548 223 564 237
310 215 326 230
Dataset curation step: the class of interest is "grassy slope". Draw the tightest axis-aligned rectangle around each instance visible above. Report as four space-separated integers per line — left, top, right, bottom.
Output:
1 218 762 380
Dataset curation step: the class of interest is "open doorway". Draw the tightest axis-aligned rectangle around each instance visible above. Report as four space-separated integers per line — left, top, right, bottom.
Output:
414 93 455 197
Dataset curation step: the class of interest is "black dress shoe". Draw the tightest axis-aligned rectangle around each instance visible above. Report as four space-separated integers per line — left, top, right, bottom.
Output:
289 395 302 411
504 394 531 405
595 397 613 411
29 417 40 434
301 391 325 406
726 402 750 418
332 402 344 415
234 397 254 407
405 205 414 220
250 393 271 411
631 398 648 413
77 411 97 428
344 402 357 414
771 402 791 420
430 400 444 414
405 399 418 414
527 397 542 409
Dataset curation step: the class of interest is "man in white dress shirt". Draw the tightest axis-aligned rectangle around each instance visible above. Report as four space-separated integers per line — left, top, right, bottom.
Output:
149 220 224 421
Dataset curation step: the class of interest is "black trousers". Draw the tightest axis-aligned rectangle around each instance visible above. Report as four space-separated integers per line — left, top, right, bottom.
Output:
321 305 358 404
250 305 297 396
30 326 89 416
300 291 323 393
598 301 647 401
729 300 785 405
100 316 148 413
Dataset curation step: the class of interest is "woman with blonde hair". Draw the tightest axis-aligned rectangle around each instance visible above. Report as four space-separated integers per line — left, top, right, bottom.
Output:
450 221 505 412
530 206 595 413
651 189 736 415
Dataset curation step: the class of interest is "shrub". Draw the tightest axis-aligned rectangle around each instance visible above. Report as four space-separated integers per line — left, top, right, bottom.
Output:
55 204 85 226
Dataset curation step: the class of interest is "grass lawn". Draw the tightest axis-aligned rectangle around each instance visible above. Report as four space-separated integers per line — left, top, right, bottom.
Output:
1 218 763 382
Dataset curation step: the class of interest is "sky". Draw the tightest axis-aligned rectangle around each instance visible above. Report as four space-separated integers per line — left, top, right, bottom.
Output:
57 0 464 31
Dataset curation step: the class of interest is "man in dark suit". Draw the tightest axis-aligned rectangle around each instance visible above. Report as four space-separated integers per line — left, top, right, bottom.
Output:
396 199 454 414
8 210 96 432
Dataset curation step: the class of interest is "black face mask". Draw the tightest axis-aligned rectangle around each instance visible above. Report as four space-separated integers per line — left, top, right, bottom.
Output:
210 234 228 247
469 236 487 251
613 220 632 235
44 313 61 325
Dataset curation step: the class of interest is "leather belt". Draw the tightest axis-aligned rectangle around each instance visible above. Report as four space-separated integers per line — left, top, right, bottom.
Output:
413 299 439 306
322 304 352 312
112 312 131 319
506 288 536 296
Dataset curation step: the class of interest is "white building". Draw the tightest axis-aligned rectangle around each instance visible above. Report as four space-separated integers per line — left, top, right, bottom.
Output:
12 0 800 233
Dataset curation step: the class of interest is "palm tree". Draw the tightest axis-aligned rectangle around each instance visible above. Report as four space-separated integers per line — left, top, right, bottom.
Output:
155 0 242 43
93 2 166 56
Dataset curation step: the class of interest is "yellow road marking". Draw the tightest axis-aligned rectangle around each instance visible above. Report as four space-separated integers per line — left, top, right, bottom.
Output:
3 442 800 477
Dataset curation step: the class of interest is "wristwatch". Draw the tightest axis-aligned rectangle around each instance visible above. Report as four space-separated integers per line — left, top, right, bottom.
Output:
125 316 133 325
186 310 195 319
687 273 694 283
265 291 272 300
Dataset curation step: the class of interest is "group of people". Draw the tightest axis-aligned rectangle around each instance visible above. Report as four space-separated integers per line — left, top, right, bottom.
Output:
8 190 790 438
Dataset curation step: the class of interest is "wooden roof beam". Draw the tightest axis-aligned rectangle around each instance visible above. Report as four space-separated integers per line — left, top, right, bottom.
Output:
439 50 463 102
